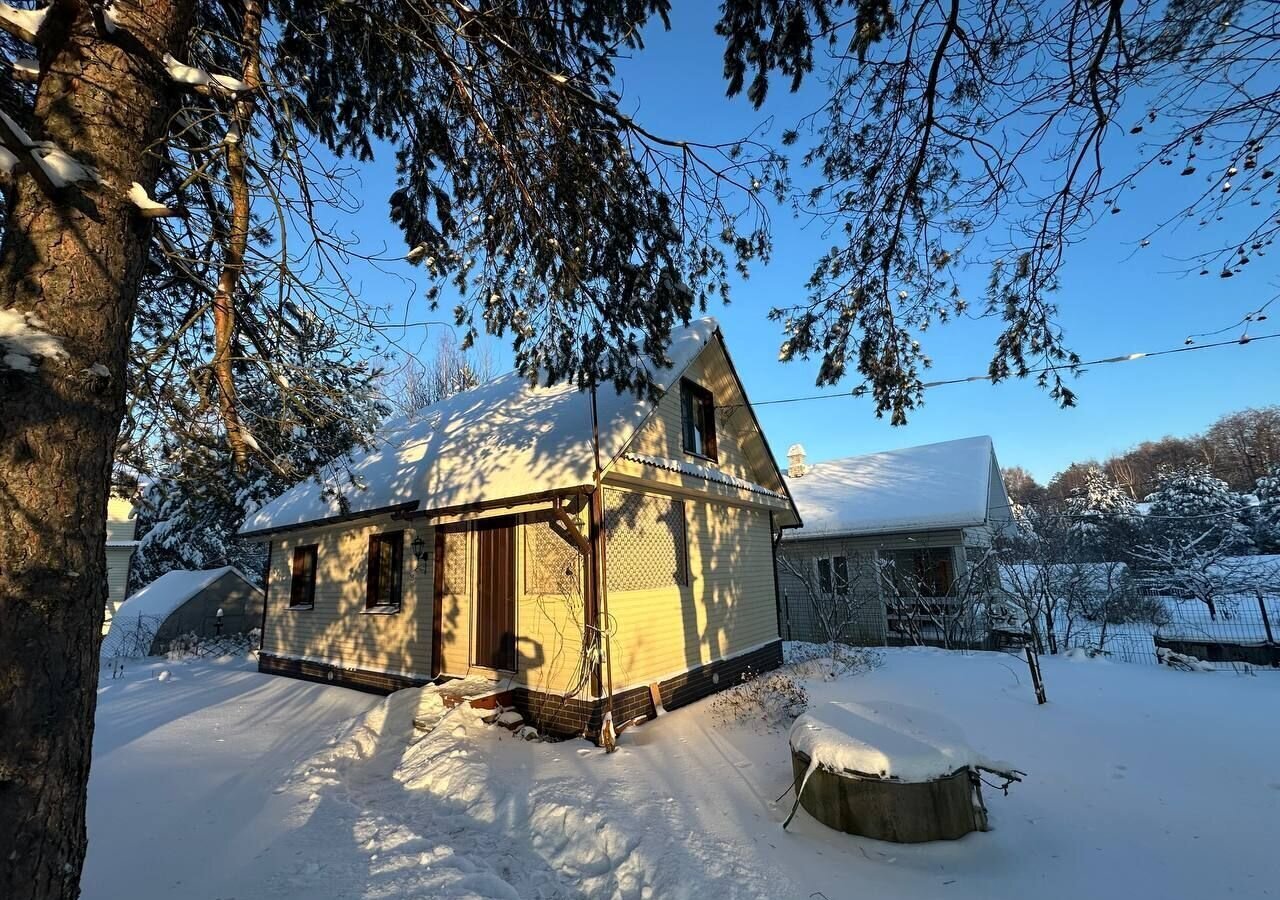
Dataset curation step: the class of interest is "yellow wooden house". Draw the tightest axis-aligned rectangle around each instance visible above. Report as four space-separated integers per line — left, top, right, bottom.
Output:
240 319 800 739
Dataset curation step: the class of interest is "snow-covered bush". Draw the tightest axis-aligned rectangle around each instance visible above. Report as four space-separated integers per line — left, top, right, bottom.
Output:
710 668 808 731
783 641 882 681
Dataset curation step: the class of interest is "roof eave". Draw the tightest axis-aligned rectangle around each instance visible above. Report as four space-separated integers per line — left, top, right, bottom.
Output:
705 327 804 530
238 500 421 542
781 518 990 542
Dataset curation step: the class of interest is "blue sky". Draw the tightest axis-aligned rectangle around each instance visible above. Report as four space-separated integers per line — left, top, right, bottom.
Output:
343 6 1278 485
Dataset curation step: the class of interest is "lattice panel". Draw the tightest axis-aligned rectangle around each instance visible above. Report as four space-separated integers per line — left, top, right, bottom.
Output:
441 530 468 596
605 490 688 592
524 520 581 596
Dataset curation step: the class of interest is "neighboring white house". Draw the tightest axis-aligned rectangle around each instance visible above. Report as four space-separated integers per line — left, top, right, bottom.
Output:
104 496 139 633
776 436 1012 645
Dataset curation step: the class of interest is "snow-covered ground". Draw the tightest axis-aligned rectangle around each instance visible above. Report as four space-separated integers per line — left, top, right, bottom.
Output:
83 648 1280 899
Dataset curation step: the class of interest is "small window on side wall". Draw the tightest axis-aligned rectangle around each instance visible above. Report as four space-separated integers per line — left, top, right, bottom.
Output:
680 378 717 461
289 544 318 609
366 531 404 611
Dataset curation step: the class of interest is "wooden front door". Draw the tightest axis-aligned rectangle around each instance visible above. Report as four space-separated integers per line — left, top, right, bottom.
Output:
473 517 517 671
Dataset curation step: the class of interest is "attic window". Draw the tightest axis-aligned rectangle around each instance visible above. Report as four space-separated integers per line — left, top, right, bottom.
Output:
366 530 404 611
680 378 717 461
288 544 317 609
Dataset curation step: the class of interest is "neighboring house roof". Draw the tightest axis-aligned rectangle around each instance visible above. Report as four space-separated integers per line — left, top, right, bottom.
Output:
106 495 138 545
783 436 1008 540
108 566 260 628
243 318 793 536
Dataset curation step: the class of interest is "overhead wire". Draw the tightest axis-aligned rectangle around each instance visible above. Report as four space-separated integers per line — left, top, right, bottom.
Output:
743 331 1280 409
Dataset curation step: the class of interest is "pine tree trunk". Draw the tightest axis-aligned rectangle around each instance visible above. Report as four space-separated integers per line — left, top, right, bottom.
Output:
0 2 192 897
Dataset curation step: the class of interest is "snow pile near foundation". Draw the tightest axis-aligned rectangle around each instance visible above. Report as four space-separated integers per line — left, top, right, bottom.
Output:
281 683 773 898
790 699 1014 782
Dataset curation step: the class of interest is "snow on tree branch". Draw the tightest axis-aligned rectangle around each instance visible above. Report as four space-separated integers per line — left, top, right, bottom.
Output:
162 53 251 96
127 182 180 218
0 307 67 372
0 110 101 190
0 1 46 43
10 56 37 82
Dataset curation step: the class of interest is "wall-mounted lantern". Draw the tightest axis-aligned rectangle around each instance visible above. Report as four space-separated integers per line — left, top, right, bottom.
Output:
410 535 430 563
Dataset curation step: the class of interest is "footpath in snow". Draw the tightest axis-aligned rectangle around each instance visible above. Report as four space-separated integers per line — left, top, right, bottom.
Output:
83 647 1280 899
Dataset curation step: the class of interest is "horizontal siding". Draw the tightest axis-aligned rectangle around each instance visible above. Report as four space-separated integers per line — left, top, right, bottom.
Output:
775 531 969 644
265 511 591 696
264 514 435 678
105 497 137 543
775 542 884 644
624 340 779 490
605 489 779 689
103 546 134 632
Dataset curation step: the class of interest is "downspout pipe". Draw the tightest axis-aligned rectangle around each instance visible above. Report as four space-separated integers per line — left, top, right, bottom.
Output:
590 383 618 751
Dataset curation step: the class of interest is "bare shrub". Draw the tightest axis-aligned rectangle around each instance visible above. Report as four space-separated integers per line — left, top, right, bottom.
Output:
710 668 809 731
784 641 882 682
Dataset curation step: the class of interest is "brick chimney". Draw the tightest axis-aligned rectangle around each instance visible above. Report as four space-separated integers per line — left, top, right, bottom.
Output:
787 443 807 478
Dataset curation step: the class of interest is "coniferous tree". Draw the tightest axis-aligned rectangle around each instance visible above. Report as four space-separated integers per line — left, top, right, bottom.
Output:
1065 468 1139 561
0 4 782 892
1250 467 1280 553
1143 463 1253 553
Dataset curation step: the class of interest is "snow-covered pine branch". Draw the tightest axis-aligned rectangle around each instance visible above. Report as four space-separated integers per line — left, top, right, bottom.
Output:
0 1 46 43
163 53 251 96
9 56 38 82
0 307 67 372
0 110 101 190
127 182 182 218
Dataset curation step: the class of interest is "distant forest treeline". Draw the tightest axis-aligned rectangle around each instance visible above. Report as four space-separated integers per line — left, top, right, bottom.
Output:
1005 406 1280 504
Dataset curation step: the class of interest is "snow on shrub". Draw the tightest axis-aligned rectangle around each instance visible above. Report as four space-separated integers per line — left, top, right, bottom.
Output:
783 641 882 682
711 668 809 731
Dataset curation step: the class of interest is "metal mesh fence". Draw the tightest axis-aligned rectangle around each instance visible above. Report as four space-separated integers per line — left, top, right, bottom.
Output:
781 587 1280 670
99 613 164 660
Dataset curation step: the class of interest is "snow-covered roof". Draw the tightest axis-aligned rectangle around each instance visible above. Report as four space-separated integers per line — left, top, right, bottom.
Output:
783 436 1004 540
242 319 723 535
108 566 259 627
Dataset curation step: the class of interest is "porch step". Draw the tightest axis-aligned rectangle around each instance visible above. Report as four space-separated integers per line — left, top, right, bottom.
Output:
411 676 514 733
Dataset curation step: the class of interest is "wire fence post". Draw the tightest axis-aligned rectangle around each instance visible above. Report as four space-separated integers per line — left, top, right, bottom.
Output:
1260 591 1275 645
